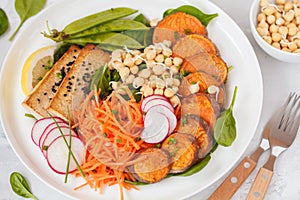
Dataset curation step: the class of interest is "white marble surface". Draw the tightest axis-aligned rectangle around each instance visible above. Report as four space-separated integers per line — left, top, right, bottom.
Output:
1 0 300 199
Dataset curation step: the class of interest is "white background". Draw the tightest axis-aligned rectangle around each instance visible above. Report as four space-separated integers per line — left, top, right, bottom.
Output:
1 0 300 199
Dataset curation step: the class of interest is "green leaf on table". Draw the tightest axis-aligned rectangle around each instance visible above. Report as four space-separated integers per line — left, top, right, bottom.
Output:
214 86 238 146
0 8 9 36
9 0 47 41
10 172 38 200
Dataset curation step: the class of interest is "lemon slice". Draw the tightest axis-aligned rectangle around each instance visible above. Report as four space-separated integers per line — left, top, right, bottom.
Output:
21 46 55 96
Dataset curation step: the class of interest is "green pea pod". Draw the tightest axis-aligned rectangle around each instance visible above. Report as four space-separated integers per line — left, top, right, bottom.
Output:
163 5 218 26
63 7 138 35
65 32 144 49
70 19 149 39
0 8 9 36
133 13 149 26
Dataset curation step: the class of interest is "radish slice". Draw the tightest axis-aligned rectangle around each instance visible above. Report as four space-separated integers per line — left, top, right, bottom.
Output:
142 98 174 113
40 127 77 154
141 110 170 144
38 122 69 148
141 95 168 111
147 105 177 134
31 117 65 146
46 135 84 174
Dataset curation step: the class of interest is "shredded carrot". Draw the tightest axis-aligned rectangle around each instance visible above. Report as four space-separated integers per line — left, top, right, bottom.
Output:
72 89 146 200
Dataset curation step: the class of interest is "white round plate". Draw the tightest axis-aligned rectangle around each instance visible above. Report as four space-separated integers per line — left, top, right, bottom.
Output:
0 0 263 199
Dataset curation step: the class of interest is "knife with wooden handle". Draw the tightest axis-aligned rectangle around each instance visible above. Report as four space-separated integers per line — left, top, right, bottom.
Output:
208 127 270 200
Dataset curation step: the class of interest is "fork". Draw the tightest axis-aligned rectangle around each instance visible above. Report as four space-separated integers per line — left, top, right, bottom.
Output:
208 93 293 200
246 92 300 200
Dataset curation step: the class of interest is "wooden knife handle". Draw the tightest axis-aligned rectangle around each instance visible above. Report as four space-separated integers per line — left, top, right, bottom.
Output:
246 167 273 200
208 157 256 200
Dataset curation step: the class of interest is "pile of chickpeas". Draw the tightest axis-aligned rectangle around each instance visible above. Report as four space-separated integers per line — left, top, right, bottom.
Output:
256 0 300 53
108 41 182 107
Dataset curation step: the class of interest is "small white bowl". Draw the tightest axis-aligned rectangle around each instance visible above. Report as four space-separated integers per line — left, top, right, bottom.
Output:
250 0 300 63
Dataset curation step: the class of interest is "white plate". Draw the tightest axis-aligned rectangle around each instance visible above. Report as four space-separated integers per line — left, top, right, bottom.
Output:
0 0 263 199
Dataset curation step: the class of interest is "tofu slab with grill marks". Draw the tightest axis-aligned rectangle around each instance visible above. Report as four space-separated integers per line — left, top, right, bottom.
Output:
22 45 81 118
47 44 110 122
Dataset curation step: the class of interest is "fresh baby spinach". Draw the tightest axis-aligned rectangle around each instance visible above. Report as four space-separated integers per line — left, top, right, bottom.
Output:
10 172 38 200
9 0 46 41
214 86 238 147
0 8 9 36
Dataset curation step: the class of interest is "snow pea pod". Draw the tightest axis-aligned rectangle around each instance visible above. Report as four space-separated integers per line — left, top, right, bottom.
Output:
65 32 144 50
63 7 138 35
70 19 149 39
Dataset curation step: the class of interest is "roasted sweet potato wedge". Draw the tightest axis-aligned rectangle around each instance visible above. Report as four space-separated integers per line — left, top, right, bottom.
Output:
178 72 226 106
162 133 198 173
173 34 218 58
180 53 228 83
130 148 171 183
153 12 207 44
176 116 215 159
180 93 220 126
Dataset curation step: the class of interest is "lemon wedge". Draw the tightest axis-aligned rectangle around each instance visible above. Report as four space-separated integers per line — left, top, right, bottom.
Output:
21 46 55 96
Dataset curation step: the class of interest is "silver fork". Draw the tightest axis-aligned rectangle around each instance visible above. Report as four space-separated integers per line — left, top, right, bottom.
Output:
246 92 300 200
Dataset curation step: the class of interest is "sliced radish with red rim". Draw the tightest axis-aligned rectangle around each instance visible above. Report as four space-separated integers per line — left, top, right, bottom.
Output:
46 135 84 174
141 95 169 111
142 98 174 113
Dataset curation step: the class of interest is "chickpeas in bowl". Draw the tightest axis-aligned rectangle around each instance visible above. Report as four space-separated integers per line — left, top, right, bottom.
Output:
250 0 300 63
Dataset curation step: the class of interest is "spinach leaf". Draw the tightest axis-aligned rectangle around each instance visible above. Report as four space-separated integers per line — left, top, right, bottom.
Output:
0 8 9 36
9 0 46 41
53 44 71 63
163 5 218 26
10 172 38 200
214 86 238 146
176 154 211 176
90 64 110 99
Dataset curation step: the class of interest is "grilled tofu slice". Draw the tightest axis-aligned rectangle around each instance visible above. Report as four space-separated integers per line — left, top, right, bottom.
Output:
22 45 81 118
47 44 110 122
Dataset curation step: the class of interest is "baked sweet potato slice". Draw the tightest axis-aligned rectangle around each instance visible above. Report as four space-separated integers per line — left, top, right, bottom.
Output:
130 148 171 183
152 12 207 44
180 53 228 83
176 116 215 159
180 93 220 126
178 72 226 106
173 34 218 58
162 133 198 173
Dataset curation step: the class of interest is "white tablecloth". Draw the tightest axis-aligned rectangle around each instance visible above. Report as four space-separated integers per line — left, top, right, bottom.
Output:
1 0 300 199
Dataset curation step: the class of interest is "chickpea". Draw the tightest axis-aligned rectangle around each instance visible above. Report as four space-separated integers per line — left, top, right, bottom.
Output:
155 78 165 89
155 54 165 63
145 50 157 60
164 57 173 67
143 86 154 97
267 14 276 24
162 40 172 48
111 60 125 70
263 36 272 44
295 8 300 17
257 27 269 36
173 57 183 66
282 47 292 52
162 48 172 57
295 39 300 47
139 69 151 79
170 95 180 107
263 6 276 16
257 13 266 22
150 18 159 27
172 86 179 93
296 16 300 24
170 65 179 74
173 78 181 87
162 72 171 80
284 11 295 22
288 26 298 36
154 88 164 95
272 42 281 49
165 78 173 86
123 55 134 67
276 0 286 5
278 26 288 35
154 43 163 54
293 48 300 53
276 17 285 25
125 74 135 84
274 11 282 19
288 42 298 51
189 83 200 94
144 45 155 54
164 88 175 98
270 24 279 33
258 20 269 29
133 77 144 88
147 60 156 68
149 74 157 81
284 2 293 11
152 64 165 76
134 57 143 65
260 0 269 7
130 65 139 74
119 67 130 81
